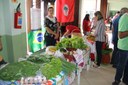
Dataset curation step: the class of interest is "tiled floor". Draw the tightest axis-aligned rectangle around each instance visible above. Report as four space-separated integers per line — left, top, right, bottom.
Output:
71 65 126 85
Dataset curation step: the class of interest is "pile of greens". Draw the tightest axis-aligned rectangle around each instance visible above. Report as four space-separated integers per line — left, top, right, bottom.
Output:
27 55 53 64
41 58 62 79
56 37 88 50
0 55 77 80
0 61 40 81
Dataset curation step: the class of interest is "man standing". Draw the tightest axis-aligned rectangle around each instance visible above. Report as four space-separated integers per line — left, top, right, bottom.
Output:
111 8 128 68
112 11 128 85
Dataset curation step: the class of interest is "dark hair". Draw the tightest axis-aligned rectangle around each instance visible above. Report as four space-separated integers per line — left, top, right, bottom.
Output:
48 7 54 11
94 11 103 20
117 11 120 14
84 14 90 21
120 7 128 16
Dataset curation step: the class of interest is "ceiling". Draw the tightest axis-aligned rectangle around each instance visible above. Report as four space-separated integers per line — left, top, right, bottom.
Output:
108 0 128 2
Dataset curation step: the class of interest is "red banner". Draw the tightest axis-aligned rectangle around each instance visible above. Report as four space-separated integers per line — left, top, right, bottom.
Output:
56 0 75 23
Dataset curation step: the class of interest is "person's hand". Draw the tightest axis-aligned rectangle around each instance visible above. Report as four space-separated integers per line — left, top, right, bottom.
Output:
55 34 59 39
60 36 65 41
93 33 97 36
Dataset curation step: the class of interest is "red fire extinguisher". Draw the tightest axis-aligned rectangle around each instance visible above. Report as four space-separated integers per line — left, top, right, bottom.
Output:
14 3 22 29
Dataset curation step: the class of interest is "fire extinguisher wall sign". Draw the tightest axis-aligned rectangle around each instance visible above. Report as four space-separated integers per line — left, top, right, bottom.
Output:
14 12 22 29
14 3 22 29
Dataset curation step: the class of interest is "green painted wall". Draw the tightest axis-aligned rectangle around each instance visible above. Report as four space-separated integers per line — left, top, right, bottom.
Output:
12 32 27 62
0 36 8 61
0 33 27 63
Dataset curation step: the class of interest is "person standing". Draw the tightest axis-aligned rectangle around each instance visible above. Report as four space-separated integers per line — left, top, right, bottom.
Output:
111 8 128 68
94 11 106 67
112 11 120 21
83 14 91 35
112 11 128 85
44 6 59 47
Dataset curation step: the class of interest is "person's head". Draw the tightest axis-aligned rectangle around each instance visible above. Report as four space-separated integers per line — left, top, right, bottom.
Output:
48 6 54 16
116 11 120 15
84 14 90 21
94 11 103 21
120 7 128 16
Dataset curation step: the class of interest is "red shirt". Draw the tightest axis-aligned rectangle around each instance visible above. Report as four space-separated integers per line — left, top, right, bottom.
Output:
83 20 91 32
66 25 80 33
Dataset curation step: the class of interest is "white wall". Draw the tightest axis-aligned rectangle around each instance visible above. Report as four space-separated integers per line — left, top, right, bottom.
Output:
0 0 6 35
0 0 26 36
3 0 12 35
9 0 26 35
108 0 128 11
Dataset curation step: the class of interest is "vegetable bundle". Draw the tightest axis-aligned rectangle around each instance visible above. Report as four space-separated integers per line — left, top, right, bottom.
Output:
41 58 62 79
56 37 88 50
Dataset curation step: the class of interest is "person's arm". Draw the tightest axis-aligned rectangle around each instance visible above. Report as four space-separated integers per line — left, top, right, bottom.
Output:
54 23 60 39
94 23 100 36
118 31 128 39
63 30 70 37
46 27 57 36
57 22 60 34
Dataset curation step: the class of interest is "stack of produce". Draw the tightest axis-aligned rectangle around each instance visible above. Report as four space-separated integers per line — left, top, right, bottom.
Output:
40 57 76 79
41 58 62 79
56 37 88 62
0 61 40 81
56 36 88 50
0 48 77 82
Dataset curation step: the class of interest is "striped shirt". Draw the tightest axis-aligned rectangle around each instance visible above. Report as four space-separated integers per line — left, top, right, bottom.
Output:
94 19 106 42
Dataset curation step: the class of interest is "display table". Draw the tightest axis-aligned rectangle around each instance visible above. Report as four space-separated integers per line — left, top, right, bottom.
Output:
0 48 91 85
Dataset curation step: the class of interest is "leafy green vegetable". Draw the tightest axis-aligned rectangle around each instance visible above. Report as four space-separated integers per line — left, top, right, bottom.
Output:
56 37 88 50
41 58 62 79
27 55 53 64
0 61 40 81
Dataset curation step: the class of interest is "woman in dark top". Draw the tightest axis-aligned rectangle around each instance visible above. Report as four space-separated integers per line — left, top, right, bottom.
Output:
44 6 59 46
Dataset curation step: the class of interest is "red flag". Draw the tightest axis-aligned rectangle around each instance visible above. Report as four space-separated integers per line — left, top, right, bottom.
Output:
56 0 75 23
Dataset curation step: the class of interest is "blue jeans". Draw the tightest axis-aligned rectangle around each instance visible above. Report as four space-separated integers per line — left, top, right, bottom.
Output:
115 49 128 82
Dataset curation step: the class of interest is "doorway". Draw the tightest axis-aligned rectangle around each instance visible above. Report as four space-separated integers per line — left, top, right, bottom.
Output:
26 0 45 54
